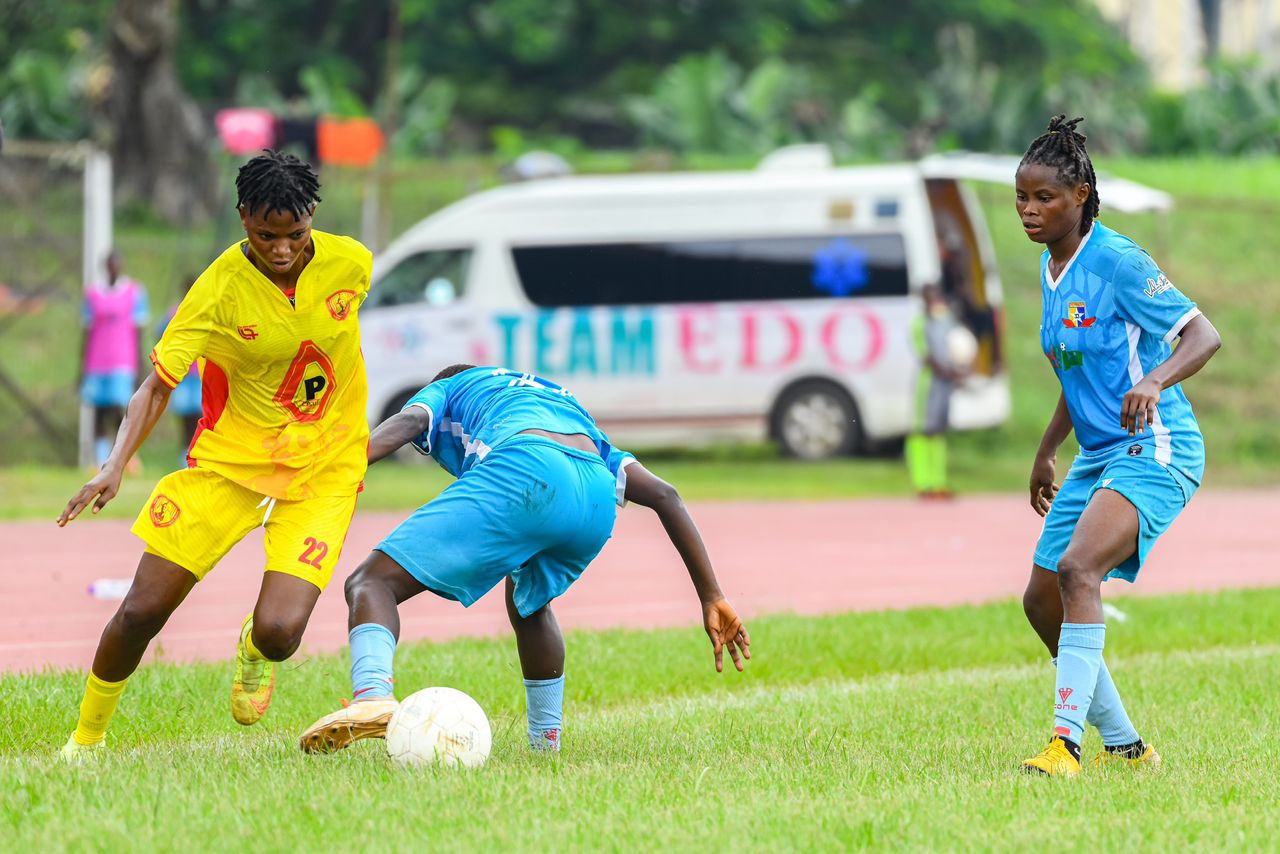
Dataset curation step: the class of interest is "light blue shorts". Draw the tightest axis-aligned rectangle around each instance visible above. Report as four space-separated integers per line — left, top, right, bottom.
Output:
1034 452 1199 583
376 436 618 617
81 370 134 408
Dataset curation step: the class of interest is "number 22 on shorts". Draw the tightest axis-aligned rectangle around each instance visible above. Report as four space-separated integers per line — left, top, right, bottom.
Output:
299 537 329 570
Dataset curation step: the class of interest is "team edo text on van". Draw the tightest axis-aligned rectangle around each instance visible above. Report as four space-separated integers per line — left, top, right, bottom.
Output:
360 147 1171 459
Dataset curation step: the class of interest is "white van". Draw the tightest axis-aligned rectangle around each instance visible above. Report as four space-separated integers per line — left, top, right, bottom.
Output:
359 149 1168 458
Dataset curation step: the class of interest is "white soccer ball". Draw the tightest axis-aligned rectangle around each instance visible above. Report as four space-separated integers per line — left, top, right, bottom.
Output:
385 687 492 769
946 326 979 370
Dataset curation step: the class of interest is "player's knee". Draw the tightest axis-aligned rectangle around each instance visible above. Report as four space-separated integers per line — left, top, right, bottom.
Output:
115 597 170 640
344 559 383 607
251 618 303 661
1055 555 1097 594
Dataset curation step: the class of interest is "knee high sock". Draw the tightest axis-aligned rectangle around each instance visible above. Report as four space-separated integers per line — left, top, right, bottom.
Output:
349 623 397 700
1054 623 1106 744
929 435 947 490
73 671 128 745
906 434 928 491
524 675 564 751
1054 655 1140 746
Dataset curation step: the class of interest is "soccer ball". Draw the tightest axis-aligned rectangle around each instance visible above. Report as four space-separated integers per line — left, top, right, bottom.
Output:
946 326 979 371
386 687 492 769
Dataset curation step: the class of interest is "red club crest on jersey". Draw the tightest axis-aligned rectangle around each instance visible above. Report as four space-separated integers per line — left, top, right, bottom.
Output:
150 494 181 527
326 290 357 321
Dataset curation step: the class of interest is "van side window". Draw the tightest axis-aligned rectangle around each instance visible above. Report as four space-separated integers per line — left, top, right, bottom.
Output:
367 248 472 309
511 235 908 307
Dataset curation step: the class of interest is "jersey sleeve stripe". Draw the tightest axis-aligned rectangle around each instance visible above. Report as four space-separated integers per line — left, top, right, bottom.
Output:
150 350 182 389
406 402 434 455
1163 307 1202 344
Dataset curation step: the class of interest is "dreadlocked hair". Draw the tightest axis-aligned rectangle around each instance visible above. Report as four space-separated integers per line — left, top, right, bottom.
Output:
235 149 322 220
1019 115 1099 236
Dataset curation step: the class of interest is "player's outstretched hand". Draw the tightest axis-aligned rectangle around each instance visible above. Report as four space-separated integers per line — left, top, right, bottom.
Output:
58 468 123 527
703 598 750 673
1121 377 1162 436
1029 453 1058 517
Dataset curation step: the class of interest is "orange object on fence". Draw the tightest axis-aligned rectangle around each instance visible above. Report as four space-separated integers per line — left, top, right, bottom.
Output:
316 117 386 167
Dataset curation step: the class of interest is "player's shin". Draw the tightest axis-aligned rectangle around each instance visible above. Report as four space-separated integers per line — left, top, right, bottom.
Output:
1053 623 1106 755
524 675 564 752
350 623 396 700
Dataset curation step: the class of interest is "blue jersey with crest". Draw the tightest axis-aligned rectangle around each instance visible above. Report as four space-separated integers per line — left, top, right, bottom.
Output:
404 367 637 505
1039 223 1204 480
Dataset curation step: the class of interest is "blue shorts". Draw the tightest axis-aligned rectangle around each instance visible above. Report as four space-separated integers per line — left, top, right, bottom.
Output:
171 375 202 416
1034 453 1199 583
376 436 618 617
81 370 135 408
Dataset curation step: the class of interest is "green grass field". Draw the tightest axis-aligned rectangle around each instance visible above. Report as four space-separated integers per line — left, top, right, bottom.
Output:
3 587 1279 849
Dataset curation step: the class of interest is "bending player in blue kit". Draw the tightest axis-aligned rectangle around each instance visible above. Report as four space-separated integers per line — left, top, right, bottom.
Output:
299 365 750 754
1015 116 1222 776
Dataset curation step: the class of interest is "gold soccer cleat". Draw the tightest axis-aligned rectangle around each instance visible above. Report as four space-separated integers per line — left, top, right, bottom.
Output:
1021 736 1082 777
299 698 400 754
1092 743 1162 770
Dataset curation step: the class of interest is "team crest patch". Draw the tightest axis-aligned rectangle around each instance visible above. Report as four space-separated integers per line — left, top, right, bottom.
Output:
1062 301 1096 328
1144 274 1174 298
326 290 357 321
149 494 181 527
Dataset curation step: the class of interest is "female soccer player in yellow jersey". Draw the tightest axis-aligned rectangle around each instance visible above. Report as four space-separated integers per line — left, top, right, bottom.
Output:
57 151 373 760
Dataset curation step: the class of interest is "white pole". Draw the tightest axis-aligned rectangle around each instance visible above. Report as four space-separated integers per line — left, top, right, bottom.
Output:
80 146 113 468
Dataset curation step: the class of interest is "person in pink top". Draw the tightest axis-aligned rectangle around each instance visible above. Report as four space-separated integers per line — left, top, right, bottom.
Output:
81 251 150 467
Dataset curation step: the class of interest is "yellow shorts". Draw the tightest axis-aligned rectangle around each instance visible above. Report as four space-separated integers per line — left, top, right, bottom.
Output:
130 467 358 590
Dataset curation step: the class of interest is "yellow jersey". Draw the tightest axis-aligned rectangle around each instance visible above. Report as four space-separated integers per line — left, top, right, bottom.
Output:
150 230 372 500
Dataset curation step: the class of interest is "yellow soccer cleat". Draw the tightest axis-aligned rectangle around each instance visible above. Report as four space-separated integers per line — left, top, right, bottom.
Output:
299 698 400 754
230 615 275 726
60 734 106 764
1093 743 1162 769
1021 736 1082 777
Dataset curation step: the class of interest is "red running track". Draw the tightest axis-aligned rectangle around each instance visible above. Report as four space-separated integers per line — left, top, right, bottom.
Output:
2 491 1276 674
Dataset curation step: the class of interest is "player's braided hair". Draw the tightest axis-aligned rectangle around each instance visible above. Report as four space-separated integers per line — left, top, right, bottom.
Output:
432 364 476 383
235 149 322 219
1019 115 1099 236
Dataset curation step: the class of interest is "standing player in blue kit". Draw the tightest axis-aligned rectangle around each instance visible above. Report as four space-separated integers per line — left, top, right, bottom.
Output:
1014 116 1222 776
300 365 750 755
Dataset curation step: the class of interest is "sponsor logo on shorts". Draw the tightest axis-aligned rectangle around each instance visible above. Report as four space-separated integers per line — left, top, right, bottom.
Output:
237 324 259 340
1128 444 1143 456
1055 687 1078 711
1062 301 1096 328
1144 273 1174 298
149 494 181 527
326 290 357 321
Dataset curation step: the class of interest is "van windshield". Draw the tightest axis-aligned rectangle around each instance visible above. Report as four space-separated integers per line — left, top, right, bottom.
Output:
367 248 472 309
511 234 908 307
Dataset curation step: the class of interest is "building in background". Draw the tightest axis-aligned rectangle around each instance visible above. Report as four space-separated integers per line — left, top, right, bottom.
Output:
1095 0 1278 89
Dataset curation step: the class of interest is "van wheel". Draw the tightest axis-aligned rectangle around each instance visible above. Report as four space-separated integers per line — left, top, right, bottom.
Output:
772 382 861 459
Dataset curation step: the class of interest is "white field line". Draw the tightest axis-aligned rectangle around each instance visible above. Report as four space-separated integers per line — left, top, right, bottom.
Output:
6 643 1276 764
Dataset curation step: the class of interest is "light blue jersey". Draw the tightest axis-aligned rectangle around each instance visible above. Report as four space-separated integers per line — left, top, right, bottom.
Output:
1040 223 1204 483
404 367 636 504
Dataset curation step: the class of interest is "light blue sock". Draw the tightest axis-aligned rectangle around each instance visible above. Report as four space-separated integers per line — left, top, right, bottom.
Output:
524 675 564 751
1051 655 1140 746
349 623 396 700
1053 623 1105 745
94 437 111 467
1088 658 1141 747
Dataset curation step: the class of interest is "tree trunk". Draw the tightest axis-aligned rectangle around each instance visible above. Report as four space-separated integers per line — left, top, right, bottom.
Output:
104 0 216 223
